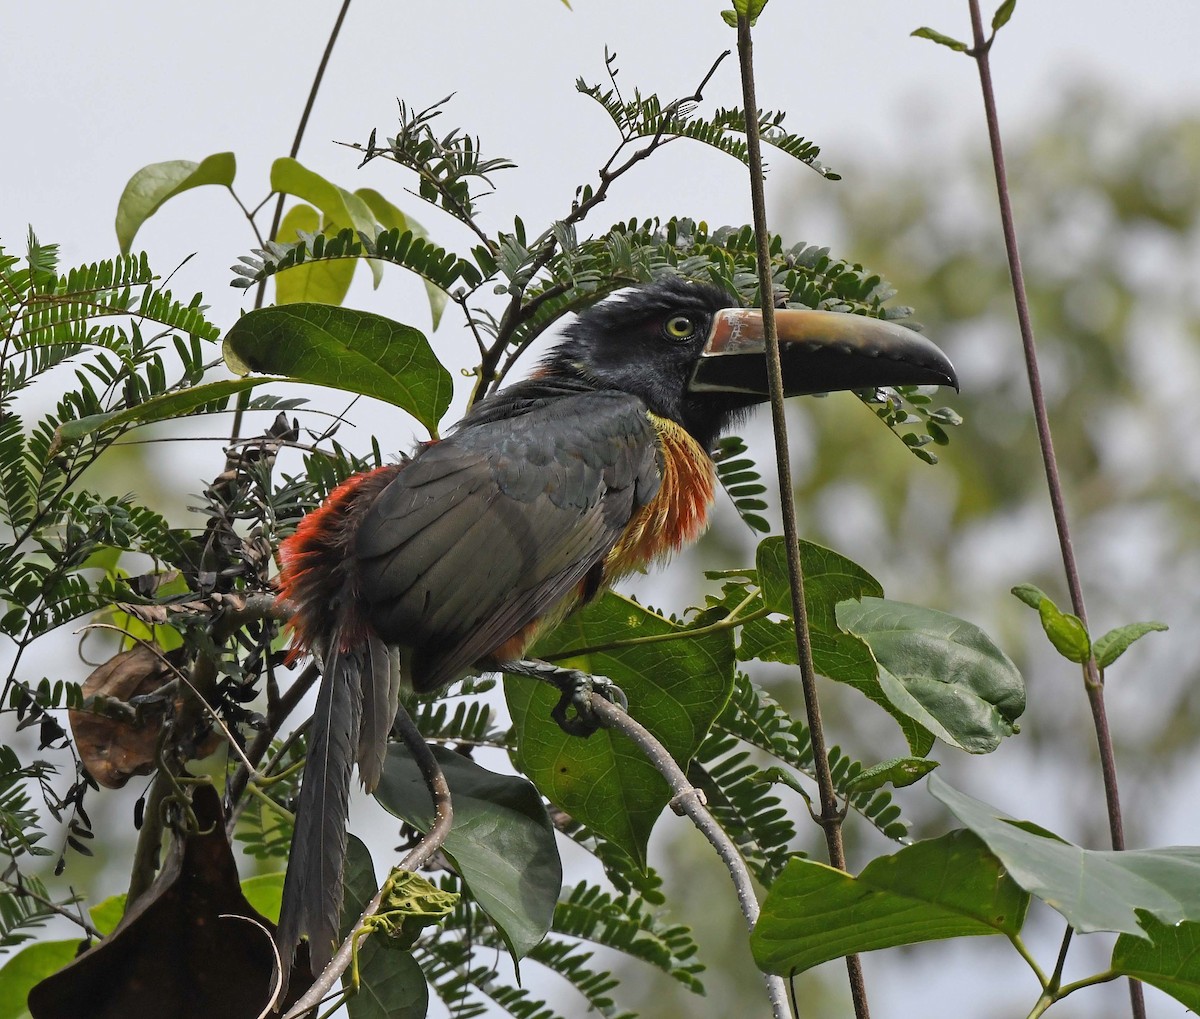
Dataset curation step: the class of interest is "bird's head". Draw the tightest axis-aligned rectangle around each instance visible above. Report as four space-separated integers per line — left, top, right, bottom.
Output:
543 276 958 449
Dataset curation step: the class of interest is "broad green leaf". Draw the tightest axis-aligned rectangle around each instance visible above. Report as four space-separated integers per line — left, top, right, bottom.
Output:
275 203 355 307
355 189 448 330
241 872 285 925
116 153 236 253
1094 621 1168 669
348 947 428 1019
1113 911 1200 1010
0 940 79 1019
751 830 1028 975
508 593 734 867
270 158 382 286
739 616 934 755
845 756 938 794
932 774 1200 935
223 304 452 433
54 377 275 444
373 744 561 962
755 536 882 629
1037 599 1090 663
992 0 1017 31
910 26 969 51
837 598 1024 754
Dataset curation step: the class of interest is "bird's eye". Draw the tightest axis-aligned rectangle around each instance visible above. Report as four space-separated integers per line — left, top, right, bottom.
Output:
664 315 695 339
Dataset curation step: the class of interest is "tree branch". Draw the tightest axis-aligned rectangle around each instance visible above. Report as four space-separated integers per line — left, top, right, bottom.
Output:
587 696 790 1019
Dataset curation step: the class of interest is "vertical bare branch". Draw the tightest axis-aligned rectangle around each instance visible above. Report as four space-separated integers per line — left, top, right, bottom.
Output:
964 3 1143 1015
736 13 871 1019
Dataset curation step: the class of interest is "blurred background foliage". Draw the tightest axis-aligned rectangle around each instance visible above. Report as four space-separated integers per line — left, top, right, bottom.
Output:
606 84 1200 1019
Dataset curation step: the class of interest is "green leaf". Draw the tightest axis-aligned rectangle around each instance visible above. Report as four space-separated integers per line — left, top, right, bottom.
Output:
751 830 1029 975
341 834 378 939
739 616 934 755
53 377 274 444
354 189 448 330
338 834 428 1018
116 153 236 253
373 744 561 962
348 947 428 1019
1093 621 1168 670
241 872 285 925
845 756 939 794
739 542 935 756
722 0 766 25
992 0 1017 31
911 27 969 51
1038 599 1090 663
755 536 882 628
508 592 734 867
274 204 356 307
223 304 452 433
931 774 1200 935
1113 911 1200 1011
87 894 127 936
837 598 1024 754
0 940 79 1019
1009 583 1047 610
270 158 383 286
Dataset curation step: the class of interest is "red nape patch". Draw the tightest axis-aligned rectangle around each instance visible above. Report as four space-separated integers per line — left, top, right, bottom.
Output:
276 464 403 661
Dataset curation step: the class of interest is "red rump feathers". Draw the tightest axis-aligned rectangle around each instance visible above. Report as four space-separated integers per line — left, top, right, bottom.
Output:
276 464 403 661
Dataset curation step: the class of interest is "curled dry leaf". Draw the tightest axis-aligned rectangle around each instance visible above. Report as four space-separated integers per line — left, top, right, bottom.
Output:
68 644 182 788
28 785 313 1019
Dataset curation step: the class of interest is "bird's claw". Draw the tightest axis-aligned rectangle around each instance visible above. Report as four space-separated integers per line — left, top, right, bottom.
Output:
549 669 627 738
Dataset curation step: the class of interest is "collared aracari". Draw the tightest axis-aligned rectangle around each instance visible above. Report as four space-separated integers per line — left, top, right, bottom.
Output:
274 276 957 973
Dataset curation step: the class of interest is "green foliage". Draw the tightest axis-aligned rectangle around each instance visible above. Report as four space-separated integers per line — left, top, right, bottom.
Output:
713 435 771 533
1011 583 1168 671
910 27 969 52
223 302 453 433
508 592 735 867
578 53 834 178
116 153 237 254
752 830 1030 975
373 744 561 962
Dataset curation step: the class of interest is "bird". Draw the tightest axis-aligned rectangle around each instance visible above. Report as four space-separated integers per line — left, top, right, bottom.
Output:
273 275 958 975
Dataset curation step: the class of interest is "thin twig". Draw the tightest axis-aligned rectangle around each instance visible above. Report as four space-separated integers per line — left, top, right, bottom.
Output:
0 877 102 940
232 0 354 441
736 13 870 1019
963 4 1141 1016
476 50 731 401
587 697 790 1019
280 703 452 1019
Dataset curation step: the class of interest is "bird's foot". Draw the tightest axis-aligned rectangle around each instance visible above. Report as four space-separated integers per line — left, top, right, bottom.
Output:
496 659 627 737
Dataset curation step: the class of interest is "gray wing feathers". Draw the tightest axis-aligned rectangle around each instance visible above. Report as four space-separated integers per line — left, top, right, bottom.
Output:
355 392 662 691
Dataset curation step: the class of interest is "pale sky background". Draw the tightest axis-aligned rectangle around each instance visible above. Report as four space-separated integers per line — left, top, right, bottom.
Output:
5 2 1200 1017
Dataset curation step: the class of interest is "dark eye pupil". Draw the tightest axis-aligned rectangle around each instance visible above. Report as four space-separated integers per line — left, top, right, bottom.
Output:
667 316 693 337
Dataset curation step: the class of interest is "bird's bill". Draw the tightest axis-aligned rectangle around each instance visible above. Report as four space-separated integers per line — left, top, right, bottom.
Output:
689 308 959 396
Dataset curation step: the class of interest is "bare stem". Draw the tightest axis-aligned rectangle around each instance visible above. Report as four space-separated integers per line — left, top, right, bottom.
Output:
233 0 354 440
736 14 870 1019
964 4 1140 1016
587 697 790 1019
281 703 452 1019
